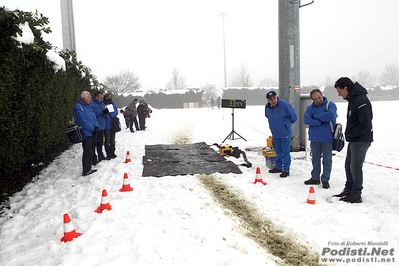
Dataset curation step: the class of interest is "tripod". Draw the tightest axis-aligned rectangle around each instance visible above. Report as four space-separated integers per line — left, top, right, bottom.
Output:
222 108 246 143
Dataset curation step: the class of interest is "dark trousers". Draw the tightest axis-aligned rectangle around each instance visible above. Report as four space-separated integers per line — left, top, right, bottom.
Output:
82 136 94 174
104 129 116 157
132 116 139 131
93 130 105 159
128 116 139 132
138 115 146 130
344 142 371 196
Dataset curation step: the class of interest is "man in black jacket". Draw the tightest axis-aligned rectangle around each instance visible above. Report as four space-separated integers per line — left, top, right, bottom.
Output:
137 99 148 131
333 77 373 203
126 98 139 132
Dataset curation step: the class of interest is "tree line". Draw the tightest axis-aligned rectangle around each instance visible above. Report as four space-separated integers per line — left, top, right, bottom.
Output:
103 62 399 101
0 7 99 203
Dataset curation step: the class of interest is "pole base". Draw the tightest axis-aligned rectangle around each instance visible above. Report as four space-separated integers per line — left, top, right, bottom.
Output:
222 130 247 143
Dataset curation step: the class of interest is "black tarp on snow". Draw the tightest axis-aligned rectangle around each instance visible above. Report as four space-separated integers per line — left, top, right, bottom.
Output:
142 142 242 177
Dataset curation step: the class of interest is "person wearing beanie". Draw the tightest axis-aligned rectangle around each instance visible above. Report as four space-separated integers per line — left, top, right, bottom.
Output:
137 98 148 130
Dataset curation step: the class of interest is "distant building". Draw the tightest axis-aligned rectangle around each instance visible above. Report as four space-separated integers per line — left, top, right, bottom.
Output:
60 0 76 52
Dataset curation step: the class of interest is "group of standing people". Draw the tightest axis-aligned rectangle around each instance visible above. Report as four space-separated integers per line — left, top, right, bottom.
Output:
264 77 373 204
123 98 152 132
73 91 119 176
205 96 221 109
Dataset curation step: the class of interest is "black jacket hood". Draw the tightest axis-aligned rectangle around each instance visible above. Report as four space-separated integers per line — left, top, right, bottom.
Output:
347 82 367 101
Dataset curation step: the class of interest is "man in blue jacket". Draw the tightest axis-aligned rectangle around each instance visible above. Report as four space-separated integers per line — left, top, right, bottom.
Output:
333 77 373 203
90 91 109 162
73 91 99 176
304 89 337 189
104 94 118 159
265 91 298 177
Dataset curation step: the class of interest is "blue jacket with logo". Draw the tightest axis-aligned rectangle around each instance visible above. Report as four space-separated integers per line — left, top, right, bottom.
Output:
304 97 337 143
73 99 99 138
265 98 298 138
90 98 106 130
104 102 118 130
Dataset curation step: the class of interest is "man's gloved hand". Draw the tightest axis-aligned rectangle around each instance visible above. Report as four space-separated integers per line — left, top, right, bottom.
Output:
93 126 99 135
103 108 109 115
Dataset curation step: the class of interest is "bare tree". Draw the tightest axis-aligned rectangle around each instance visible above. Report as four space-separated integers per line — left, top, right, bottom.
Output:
353 70 375 88
231 63 253 87
320 76 334 87
165 68 187 90
379 63 399 86
201 83 218 100
258 78 278 87
103 70 141 95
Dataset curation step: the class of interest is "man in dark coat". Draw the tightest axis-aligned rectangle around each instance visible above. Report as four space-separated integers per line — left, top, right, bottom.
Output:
126 98 139 132
137 98 150 130
333 77 373 203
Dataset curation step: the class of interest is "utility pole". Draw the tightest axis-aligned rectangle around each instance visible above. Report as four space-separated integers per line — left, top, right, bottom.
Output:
278 0 314 151
278 0 300 151
60 0 77 52
219 12 228 88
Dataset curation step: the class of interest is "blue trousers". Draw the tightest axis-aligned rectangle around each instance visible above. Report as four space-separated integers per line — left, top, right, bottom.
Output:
310 141 333 182
344 142 371 196
274 136 291 172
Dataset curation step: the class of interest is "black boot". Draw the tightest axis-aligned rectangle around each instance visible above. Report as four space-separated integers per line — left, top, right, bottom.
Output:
304 178 320 185
340 195 362 203
280 172 289 178
269 168 282 173
333 189 351 198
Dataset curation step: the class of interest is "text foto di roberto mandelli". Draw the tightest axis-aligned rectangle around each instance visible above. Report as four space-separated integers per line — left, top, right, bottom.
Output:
328 240 390 247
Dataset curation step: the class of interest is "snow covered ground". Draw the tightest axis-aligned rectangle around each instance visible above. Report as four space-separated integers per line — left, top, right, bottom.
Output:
0 101 398 266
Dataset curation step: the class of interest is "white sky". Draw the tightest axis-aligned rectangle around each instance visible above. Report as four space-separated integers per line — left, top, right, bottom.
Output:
3 0 399 89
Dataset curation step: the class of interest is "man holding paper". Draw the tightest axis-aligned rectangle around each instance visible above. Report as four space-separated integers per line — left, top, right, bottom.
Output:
104 94 118 159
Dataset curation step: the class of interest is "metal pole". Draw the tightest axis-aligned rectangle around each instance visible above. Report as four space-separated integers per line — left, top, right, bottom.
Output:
60 0 77 52
219 13 228 88
278 0 300 151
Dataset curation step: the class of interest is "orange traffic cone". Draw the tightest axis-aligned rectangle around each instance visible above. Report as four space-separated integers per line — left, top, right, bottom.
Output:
124 151 131 163
119 173 134 192
306 186 316 204
95 189 112 213
253 167 267 185
61 213 82 242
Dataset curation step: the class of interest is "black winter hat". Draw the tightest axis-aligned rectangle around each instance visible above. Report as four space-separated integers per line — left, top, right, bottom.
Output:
266 91 277 99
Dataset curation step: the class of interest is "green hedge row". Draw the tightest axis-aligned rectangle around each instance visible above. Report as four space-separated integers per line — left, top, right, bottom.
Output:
0 7 97 190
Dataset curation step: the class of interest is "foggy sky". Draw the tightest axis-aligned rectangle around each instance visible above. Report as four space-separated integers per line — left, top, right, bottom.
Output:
3 0 399 90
